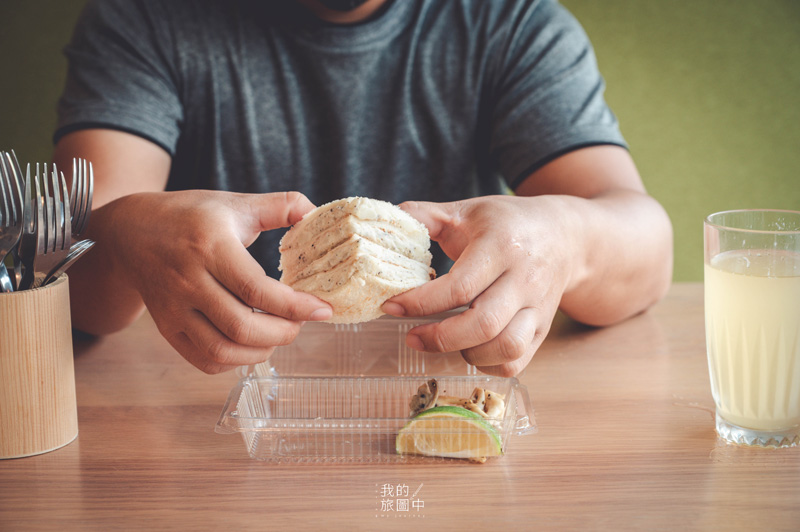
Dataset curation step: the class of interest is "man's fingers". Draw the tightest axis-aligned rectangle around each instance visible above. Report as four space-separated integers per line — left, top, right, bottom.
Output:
401 273 521 352
474 358 530 378
397 200 454 239
383 241 501 317
164 330 242 374
248 191 316 232
399 200 474 254
209 238 332 321
179 309 278 370
188 274 305 348
460 307 543 368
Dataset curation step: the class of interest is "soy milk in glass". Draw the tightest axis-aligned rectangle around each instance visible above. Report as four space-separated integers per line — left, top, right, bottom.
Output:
704 209 800 447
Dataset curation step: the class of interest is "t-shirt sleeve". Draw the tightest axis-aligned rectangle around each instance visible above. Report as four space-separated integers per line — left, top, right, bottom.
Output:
488 0 627 189
54 0 182 155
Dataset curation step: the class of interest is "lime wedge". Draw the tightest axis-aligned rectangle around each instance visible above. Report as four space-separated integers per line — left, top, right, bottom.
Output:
395 406 503 462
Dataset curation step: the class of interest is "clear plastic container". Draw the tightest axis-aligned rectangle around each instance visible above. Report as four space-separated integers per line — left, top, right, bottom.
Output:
243 312 481 378
215 313 536 462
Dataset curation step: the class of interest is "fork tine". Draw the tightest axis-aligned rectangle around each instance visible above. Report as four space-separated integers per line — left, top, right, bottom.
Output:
7 151 24 226
80 159 87 216
38 163 50 252
87 162 93 217
70 158 78 222
5 156 15 225
49 163 56 253
34 166 45 258
71 157 84 235
60 171 71 249
70 158 93 237
81 160 93 234
36 163 44 248
52 164 62 252
56 165 66 251
45 163 55 253
22 164 31 236
77 159 86 233
0 153 9 227
51 164 62 254
24 164 32 232
35 163 41 244
14 164 35 290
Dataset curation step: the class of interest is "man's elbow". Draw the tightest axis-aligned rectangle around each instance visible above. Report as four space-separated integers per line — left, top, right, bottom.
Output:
562 259 673 328
70 306 145 337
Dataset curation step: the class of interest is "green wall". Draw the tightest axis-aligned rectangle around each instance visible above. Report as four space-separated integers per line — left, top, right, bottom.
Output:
563 0 800 280
1 0 798 281
0 1 82 164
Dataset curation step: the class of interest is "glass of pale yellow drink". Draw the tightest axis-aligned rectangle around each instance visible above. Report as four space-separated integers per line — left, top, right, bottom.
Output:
704 209 800 447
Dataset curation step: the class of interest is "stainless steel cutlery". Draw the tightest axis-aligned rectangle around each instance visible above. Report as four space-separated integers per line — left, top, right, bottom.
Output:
0 151 95 292
0 152 24 292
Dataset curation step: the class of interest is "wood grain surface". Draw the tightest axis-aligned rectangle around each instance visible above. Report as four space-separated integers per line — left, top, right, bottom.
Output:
0 275 78 459
1 283 798 531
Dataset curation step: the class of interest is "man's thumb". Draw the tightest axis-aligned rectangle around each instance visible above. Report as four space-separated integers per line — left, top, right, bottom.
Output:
251 191 316 232
398 200 460 241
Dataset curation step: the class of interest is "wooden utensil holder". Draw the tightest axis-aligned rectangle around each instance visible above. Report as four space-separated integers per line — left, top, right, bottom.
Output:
0 275 78 458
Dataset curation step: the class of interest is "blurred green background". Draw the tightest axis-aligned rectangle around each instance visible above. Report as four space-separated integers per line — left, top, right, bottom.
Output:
1 0 798 281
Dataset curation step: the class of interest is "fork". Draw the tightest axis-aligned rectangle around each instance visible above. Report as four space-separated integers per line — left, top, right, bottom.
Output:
7 150 27 289
0 151 24 292
43 238 95 286
71 158 93 239
29 164 71 289
16 165 37 290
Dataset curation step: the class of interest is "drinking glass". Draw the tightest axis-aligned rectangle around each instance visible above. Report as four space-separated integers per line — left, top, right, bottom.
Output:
704 209 800 447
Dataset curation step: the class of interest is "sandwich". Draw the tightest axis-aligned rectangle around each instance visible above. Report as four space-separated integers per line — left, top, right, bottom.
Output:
279 197 435 324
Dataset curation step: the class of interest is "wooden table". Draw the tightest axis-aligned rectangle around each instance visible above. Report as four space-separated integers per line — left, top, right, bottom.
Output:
1 283 798 530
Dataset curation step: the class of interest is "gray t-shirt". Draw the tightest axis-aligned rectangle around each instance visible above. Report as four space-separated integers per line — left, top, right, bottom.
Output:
56 0 626 277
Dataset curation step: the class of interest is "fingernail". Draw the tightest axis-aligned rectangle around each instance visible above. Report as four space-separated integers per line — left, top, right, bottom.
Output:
309 307 332 321
406 334 424 351
382 302 405 316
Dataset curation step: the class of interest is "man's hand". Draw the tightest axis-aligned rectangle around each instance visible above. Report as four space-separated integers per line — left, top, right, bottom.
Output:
382 195 574 377
55 130 333 373
87 190 333 373
382 146 673 377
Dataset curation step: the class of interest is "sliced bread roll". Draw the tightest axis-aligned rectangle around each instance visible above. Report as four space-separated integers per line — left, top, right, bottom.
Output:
279 197 435 324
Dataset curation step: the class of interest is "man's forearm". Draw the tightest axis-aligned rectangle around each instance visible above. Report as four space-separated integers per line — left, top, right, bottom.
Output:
53 129 174 336
68 200 147 336
557 189 673 326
